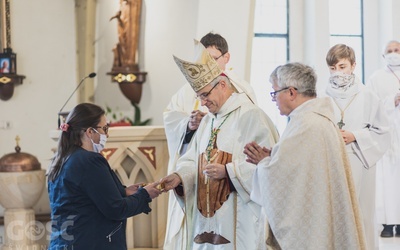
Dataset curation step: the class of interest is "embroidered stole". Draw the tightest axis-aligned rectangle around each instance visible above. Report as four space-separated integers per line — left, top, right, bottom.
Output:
197 148 232 217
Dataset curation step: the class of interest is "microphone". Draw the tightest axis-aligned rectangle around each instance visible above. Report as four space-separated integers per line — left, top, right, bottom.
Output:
58 72 97 128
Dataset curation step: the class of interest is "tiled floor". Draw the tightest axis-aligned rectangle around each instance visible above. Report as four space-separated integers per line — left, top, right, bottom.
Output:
379 236 400 250
377 225 400 249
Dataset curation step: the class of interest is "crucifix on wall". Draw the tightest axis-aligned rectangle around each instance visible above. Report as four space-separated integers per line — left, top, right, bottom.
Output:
107 0 147 104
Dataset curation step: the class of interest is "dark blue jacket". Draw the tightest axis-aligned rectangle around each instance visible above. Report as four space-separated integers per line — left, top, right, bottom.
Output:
48 148 151 250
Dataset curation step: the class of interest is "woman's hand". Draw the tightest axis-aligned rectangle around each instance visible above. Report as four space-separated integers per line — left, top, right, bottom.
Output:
125 183 142 196
143 182 163 199
243 141 271 165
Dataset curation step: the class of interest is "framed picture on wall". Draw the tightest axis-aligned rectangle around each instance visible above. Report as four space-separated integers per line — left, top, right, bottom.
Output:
0 57 10 73
0 49 16 74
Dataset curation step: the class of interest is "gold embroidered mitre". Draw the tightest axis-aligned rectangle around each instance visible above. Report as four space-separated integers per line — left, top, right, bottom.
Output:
173 40 223 92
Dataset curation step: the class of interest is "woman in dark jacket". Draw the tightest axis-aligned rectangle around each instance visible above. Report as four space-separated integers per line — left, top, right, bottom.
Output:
47 103 161 250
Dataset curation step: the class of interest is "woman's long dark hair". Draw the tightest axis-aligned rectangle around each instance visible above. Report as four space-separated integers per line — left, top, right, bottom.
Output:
47 103 105 182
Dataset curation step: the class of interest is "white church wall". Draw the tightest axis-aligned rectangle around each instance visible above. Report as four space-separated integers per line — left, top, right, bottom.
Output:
0 0 77 216
195 0 255 82
94 0 200 126
365 0 400 80
363 0 382 81
301 0 331 97
94 0 254 126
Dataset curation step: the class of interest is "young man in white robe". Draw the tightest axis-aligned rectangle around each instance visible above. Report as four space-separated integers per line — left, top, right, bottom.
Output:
367 40 400 238
160 40 279 250
325 44 390 249
245 62 366 249
162 32 257 249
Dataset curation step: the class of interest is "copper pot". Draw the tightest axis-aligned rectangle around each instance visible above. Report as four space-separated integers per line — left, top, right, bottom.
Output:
0 137 41 172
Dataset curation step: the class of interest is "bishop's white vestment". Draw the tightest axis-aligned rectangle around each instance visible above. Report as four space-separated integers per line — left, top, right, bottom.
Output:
367 67 400 225
162 70 258 249
252 97 366 249
163 83 204 250
173 93 279 250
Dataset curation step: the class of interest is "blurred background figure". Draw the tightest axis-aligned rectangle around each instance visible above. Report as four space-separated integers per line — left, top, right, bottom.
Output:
367 40 400 238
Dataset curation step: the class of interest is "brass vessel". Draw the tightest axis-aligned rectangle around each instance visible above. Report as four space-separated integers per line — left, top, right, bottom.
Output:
0 136 41 172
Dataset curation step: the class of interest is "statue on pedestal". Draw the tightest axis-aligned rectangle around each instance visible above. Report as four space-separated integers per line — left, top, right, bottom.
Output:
110 0 141 72
108 0 147 104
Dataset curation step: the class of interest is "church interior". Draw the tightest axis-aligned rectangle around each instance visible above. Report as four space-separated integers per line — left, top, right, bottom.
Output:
0 0 399 249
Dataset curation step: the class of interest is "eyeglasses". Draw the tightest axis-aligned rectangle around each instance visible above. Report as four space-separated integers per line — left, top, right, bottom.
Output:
196 82 220 101
94 125 109 134
214 52 226 61
270 87 297 99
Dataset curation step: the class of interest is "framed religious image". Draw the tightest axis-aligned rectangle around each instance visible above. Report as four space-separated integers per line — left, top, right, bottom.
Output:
0 57 10 73
0 49 16 74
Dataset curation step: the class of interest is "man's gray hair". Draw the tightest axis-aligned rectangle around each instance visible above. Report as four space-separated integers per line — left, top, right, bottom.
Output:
276 62 317 97
211 75 235 91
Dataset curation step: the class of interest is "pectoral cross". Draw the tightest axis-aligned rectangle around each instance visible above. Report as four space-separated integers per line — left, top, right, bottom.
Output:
333 94 358 130
337 119 345 129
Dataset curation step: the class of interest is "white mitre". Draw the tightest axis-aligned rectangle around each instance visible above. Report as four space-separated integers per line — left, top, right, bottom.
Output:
173 40 223 92
173 39 256 104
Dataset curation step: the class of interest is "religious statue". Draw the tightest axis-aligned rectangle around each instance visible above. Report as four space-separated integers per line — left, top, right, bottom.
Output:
110 0 142 72
108 0 147 104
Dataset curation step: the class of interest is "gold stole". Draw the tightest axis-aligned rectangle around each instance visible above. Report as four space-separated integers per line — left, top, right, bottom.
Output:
197 148 232 217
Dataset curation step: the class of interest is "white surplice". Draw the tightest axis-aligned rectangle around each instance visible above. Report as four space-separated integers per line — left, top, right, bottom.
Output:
162 70 258 250
163 84 204 250
173 93 279 250
326 79 390 250
252 97 366 250
367 67 400 225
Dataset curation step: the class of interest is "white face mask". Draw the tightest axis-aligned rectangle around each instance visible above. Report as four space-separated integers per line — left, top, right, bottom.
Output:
90 129 107 153
384 53 400 66
329 71 355 90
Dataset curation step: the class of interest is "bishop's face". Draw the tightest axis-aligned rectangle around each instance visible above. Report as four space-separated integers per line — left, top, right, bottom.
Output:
196 80 225 115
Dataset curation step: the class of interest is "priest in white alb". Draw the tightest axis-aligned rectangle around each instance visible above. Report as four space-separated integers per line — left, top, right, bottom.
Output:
367 40 400 238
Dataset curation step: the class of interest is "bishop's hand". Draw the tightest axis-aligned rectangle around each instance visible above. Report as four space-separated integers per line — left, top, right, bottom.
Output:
160 173 182 192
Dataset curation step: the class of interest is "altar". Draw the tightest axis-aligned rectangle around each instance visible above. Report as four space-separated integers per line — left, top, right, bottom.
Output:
50 125 169 250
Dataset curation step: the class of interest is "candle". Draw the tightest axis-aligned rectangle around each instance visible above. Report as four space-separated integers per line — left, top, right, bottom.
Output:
193 99 200 110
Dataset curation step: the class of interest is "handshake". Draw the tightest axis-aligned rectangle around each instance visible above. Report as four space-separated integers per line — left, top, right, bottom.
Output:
140 182 165 191
125 173 182 199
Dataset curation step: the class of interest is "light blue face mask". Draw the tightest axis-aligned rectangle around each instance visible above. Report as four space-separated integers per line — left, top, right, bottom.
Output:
90 128 107 153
